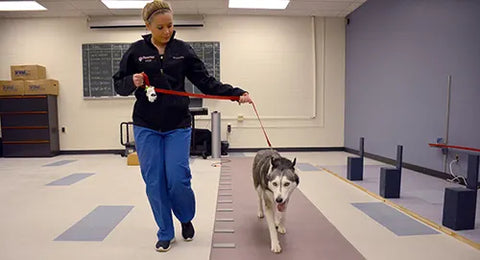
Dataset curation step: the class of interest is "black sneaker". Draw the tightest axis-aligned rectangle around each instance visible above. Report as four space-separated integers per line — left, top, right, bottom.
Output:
155 238 175 252
181 222 195 241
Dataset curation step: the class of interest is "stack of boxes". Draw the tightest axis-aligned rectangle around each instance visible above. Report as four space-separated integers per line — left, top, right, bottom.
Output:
0 65 59 95
0 65 60 157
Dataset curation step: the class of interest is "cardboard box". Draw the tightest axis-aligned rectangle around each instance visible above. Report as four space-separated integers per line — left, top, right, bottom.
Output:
127 152 140 166
24 79 59 95
11 65 46 80
0 80 25 96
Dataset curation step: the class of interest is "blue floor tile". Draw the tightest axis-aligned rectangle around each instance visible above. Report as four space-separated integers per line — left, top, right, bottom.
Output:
352 202 439 236
55 205 134 241
43 160 77 167
46 173 94 186
296 163 320 171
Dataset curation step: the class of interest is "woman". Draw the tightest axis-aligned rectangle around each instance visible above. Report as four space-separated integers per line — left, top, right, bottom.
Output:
113 0 252 252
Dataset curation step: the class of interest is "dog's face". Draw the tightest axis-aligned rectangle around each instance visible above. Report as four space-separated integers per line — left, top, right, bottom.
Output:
267 157 299 212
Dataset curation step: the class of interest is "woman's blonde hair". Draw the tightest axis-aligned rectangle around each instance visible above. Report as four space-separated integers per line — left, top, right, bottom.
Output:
142 0 172 24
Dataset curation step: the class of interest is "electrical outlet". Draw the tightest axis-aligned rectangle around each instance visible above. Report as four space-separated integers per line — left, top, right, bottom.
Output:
237 114 244 122
61 126 66 133
455 154 459 162
227 123 231 133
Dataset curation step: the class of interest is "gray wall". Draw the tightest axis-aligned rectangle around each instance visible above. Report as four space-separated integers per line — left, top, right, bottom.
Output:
345 0 480 177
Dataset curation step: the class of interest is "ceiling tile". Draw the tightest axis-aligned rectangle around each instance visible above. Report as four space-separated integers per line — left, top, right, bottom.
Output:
169 1 198 10
1 0 367 18
195 0 228 9
83 9 113 17
196 8 227 15
47 10 86 17
0 10 83 18
37 1 76 11
289 1 353 10
338 1 366 17
69 0 109 10
110 9 145 16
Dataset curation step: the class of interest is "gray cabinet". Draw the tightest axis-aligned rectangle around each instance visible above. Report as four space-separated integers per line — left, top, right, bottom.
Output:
0 95 59 157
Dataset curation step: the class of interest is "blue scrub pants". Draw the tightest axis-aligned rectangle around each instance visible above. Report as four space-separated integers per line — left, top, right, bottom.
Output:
133 125 195 241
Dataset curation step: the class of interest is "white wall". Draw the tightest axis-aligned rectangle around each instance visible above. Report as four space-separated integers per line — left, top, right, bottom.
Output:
0 15 345 150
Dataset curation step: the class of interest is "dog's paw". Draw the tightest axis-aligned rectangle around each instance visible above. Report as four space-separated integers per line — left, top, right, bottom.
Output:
276 224 286 234
257 211 264 218
271 242 282 253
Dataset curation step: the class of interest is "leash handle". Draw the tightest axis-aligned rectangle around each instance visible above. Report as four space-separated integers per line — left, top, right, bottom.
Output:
140 72 272 147
141 72 150 86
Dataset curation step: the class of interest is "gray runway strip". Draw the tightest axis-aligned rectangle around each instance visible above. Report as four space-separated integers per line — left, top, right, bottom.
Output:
210 157 365 260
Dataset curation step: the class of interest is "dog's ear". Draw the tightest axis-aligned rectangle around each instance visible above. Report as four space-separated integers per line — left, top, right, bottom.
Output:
291 158 296 168
271 157 279 168
294 173 299 185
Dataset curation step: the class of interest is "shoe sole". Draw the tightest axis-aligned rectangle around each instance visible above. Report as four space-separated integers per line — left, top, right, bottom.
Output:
156 245 171 252
155 238 176 252
184 237 193 242
156 246 172 252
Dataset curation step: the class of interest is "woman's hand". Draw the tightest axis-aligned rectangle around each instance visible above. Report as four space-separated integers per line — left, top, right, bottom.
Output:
239 92 253 104
133 73 145 87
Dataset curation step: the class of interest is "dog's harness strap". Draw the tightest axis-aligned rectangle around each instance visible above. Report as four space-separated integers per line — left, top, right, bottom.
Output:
140 72 273 148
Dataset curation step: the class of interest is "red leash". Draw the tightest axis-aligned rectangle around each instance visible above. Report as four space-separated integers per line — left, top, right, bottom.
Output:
140 72 272 148
251 102 272 148
141 72 239 101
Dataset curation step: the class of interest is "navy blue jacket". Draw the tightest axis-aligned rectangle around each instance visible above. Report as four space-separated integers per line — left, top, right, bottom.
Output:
113 32 246 132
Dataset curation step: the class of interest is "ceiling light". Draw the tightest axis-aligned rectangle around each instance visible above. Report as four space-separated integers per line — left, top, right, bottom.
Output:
229 0 290 10
0 1 47 11
101 0 151 9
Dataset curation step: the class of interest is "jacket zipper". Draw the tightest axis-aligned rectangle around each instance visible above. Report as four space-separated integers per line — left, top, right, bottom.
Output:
160 54 164 74
161 34 174 74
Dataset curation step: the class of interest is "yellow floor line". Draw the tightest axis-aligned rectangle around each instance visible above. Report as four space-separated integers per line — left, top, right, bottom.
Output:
321 167 480 250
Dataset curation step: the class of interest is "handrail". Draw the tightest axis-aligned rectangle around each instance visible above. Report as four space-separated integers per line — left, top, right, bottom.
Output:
428 143 480 153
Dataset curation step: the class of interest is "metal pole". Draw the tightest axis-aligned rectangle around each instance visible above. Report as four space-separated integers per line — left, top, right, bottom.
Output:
211 111 221 159
396 145 403 174
443 75 452 173
359 137 364 158
466 155 479 192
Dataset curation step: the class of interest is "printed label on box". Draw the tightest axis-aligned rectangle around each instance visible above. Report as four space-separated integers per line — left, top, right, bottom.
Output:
28 85 42 90
3 85 16 91
15 70 29 76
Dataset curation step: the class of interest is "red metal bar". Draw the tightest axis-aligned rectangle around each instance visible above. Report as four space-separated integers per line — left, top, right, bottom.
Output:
0 111 47 115
3 140 50 144
0 95 47 99
2 126 48 129
428 143 480 153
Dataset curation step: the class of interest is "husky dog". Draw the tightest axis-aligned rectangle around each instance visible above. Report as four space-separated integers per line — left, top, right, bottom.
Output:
252 149 299 253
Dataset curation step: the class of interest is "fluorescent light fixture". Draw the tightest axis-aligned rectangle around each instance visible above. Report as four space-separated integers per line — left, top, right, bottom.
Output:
0 1 47 11
101 0 151 9
229 0 290 10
